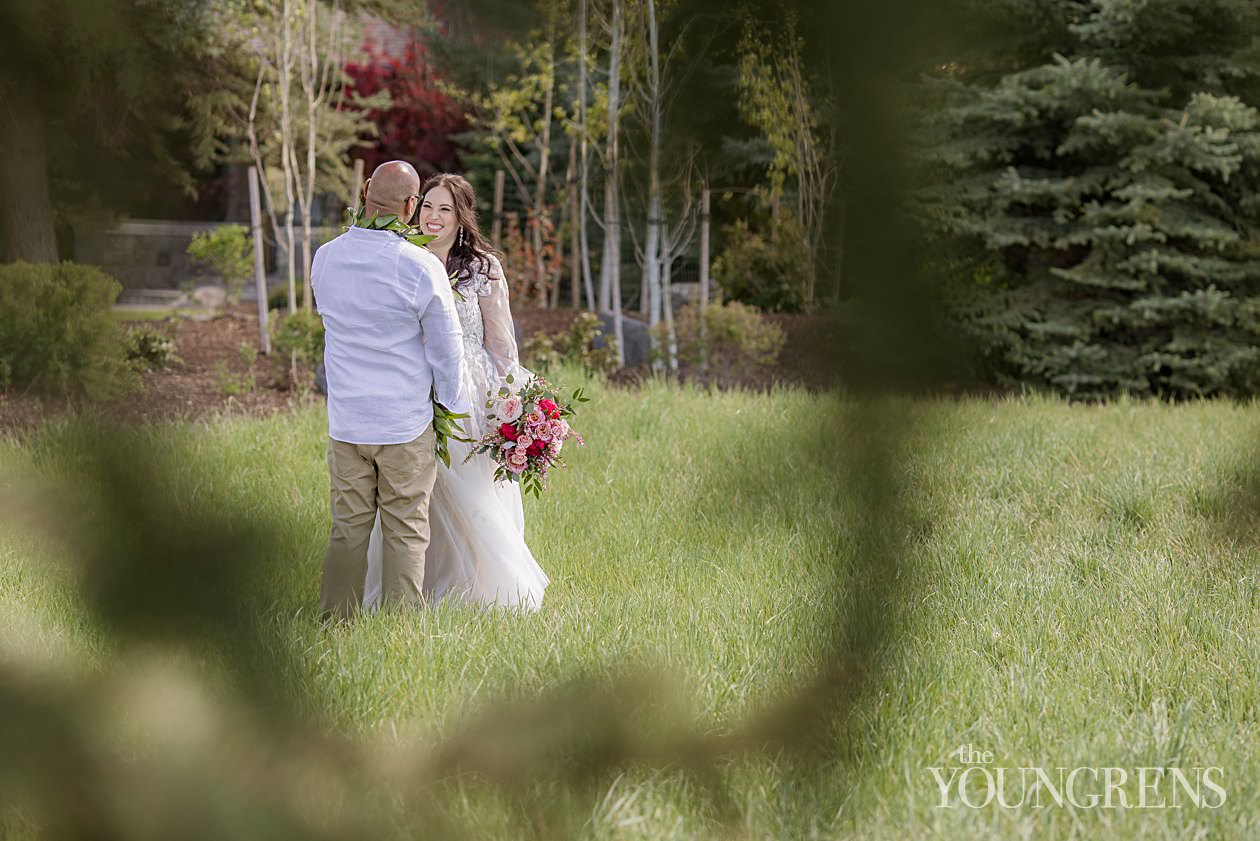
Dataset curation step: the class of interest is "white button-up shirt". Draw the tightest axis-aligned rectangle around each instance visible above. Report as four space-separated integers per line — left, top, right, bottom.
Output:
312 226 469 445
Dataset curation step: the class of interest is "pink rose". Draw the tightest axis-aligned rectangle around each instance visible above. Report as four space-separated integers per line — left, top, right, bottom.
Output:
533 423 554 442
526 408 547 427
499 396 523 422
504 454 527 473
552 419 569 438
516 434 533 451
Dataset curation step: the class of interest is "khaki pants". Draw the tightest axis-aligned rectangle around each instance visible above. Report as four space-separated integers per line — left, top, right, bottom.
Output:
320 428 437 620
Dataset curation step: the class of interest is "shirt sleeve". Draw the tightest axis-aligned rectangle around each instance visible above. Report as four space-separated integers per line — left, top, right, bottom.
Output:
413 252 470 416
480 255 520 377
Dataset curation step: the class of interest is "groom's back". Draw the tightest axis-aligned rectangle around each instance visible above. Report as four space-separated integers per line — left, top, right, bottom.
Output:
312 226 446 445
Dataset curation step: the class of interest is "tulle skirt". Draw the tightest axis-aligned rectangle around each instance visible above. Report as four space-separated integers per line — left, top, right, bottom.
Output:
363 438 549 612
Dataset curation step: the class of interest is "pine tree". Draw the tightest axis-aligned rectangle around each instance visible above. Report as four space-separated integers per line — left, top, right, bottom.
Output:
921 0 1260 398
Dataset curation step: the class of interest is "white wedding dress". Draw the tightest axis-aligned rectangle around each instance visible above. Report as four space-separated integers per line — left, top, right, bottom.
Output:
364 254 549 611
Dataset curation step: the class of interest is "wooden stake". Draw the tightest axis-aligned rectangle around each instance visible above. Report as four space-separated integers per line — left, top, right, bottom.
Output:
699 186 711 314
351 158 365 213
492 170 505 247
248 166 272 355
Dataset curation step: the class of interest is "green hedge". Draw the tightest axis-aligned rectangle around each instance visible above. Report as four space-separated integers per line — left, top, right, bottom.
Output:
0 261 138 399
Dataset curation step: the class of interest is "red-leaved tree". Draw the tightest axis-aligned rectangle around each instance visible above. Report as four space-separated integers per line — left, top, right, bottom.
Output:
344 34 467 177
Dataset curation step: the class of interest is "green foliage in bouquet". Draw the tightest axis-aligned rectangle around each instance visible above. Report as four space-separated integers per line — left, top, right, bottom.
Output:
431 387 474 469
470 373 589 498
0 261 137 399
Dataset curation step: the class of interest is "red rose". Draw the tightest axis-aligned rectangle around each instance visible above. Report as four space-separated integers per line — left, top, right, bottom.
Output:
527 440 545 457
499 422 520 441
537 398 560 419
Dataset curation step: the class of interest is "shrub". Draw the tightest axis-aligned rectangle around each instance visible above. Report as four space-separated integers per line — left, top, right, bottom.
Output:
216 344 258 396
125 325 180 372
712 215 814 313
521 312 618 375
271 309 325 365
654 301 786 374
186 225 253 304
0 261 138 399
268 286 291 312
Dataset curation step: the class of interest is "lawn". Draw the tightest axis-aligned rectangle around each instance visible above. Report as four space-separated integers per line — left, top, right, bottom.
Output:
1 374 1258 839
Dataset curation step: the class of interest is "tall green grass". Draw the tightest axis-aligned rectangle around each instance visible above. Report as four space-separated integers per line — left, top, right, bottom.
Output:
2 377 1258 839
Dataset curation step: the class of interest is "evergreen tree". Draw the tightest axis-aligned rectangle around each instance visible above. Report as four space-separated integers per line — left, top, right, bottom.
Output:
921 0 1260 398
0 0 224 262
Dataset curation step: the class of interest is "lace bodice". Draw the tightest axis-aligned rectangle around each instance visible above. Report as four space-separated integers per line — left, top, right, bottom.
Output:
449 254 520 436
454 274 491 362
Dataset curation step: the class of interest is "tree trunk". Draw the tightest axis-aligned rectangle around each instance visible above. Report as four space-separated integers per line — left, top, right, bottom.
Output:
300 0 318 311
599 0 622 315
279 0 298 314
661 237 678 371
0 95 58 263
567 134 581 308
577 0 596 310
532 30 555 308
642 0 663 339
605 0 625 365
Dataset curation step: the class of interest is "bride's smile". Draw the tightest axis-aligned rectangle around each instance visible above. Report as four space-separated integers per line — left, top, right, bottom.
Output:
417 185 458 254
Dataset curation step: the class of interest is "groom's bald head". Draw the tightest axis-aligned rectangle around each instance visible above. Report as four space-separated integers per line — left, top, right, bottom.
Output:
363 161 421 221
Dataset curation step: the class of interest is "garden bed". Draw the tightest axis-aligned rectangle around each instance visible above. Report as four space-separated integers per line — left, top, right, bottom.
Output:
0 309 303 435
0 306 833 436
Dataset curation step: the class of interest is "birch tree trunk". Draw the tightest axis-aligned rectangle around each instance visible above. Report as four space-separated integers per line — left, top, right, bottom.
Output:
532 29 555 308
604 0 625 365
660 229 678 371
247 59 287 268
278 0 298 315
297 0 316 312
642 0 663 345
0 95 58 263
567 133 581 308
294 0 343 312
577 0 596 310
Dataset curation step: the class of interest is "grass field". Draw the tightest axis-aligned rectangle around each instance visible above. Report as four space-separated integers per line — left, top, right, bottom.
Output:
2 372 1258 839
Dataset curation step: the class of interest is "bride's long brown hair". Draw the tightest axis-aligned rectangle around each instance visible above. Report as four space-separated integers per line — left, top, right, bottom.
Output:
417 173 498 284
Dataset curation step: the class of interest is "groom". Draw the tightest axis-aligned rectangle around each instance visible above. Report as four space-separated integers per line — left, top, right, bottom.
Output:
312 160 469 621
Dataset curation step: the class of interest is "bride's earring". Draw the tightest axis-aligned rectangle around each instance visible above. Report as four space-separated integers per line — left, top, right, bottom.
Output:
457 227 465 248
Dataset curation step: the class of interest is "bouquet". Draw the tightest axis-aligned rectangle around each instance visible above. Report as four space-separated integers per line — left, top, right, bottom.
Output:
431 386 473 468
466 373 588 496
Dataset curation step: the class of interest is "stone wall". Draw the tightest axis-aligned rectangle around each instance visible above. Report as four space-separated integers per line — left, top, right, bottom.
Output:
75 219 337 291
75 219 223 290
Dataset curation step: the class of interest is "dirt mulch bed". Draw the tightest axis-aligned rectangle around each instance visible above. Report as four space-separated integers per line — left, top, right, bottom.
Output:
517 307 836 392
0 306 836 437
0 308 314 437
513 307 585 341
604 312 837 393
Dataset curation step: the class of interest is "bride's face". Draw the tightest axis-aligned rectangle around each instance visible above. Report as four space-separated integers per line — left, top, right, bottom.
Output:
418 185 458 251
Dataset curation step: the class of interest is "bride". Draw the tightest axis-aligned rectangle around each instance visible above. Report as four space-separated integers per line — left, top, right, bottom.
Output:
364 173 550 612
